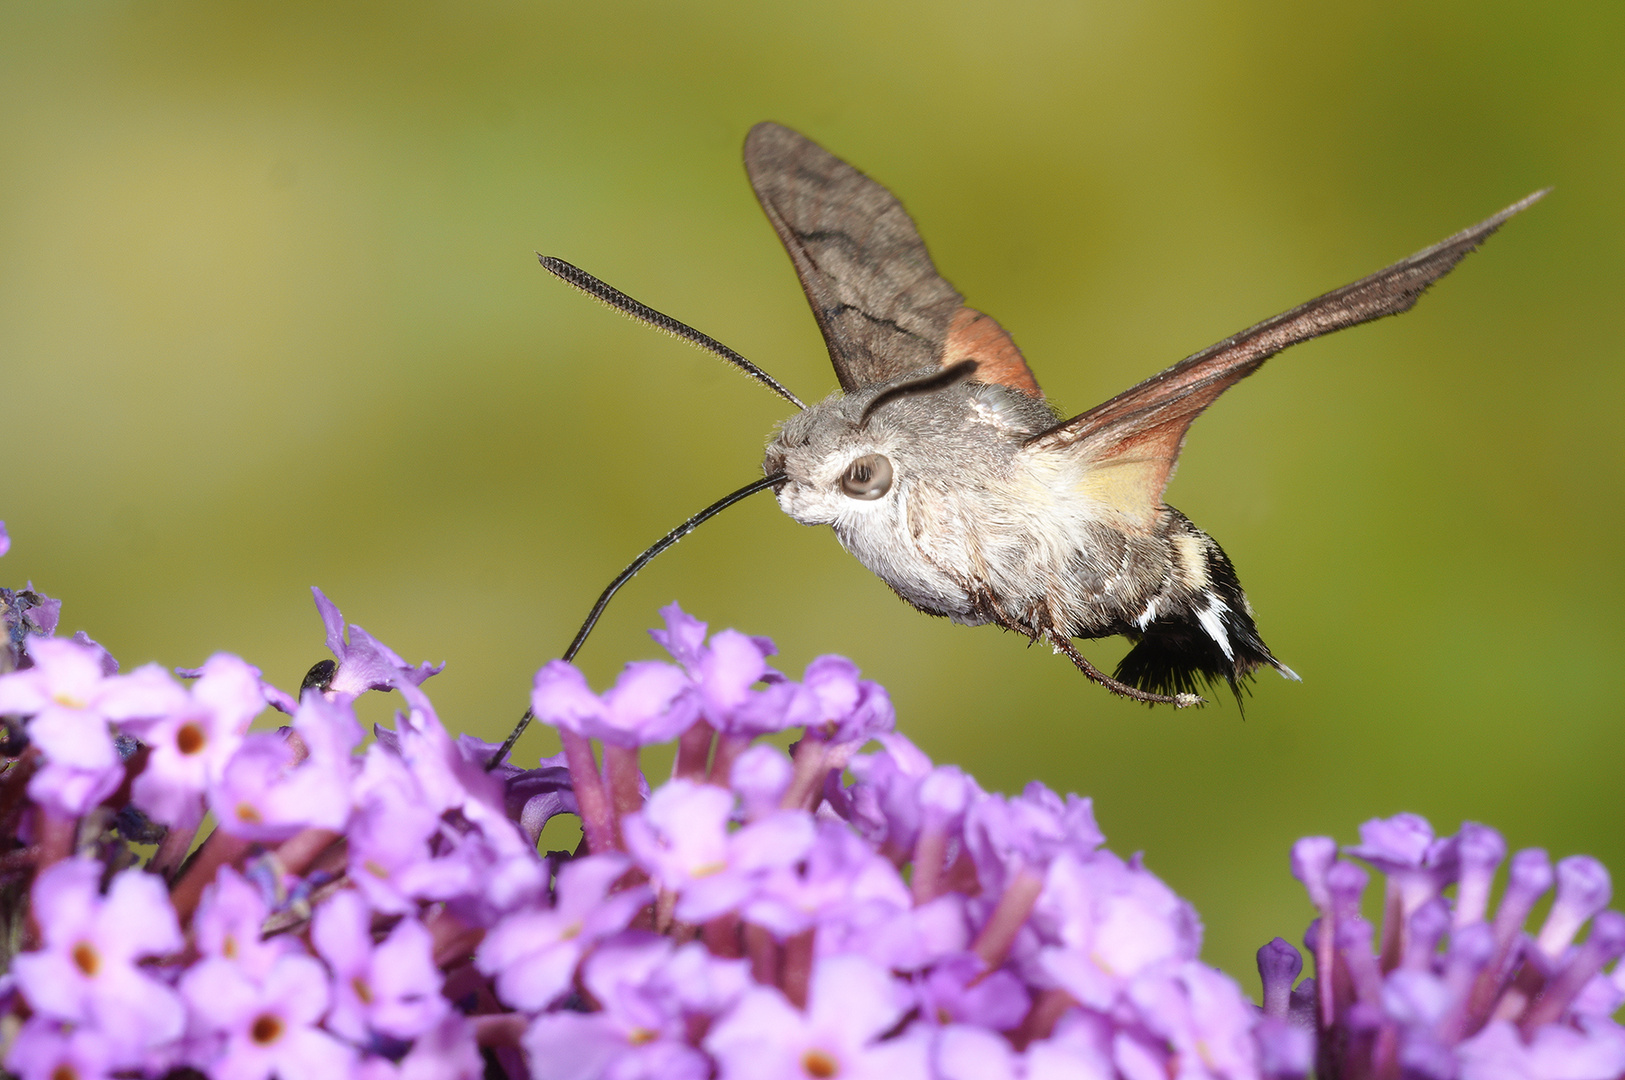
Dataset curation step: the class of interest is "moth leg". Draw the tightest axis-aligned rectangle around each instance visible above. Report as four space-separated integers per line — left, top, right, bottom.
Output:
1044 630 1203 708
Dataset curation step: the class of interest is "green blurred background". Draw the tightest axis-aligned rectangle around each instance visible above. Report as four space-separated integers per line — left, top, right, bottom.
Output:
3 2 1620 990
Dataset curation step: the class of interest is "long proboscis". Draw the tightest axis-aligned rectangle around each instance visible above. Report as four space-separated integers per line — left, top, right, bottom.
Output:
486 473 785 770
539 255 807 410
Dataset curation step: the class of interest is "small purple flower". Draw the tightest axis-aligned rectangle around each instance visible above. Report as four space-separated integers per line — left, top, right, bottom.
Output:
522 934 711 1080
11 859 186 1055
208 728 348 841
0 636 125 815
746 819 914 942
313 587 442 697
729 742 793 819
623 778 815 924
532 659 697 747
963 781 1105 902
4 1018 118 1080
122 653 267 828
842 732 936 854
193 866 293 980
1121 960 1263 1080
181 951 357 1080
1456 1018 1625 1080
312 888 449 1043
785 655 894 744
915 952 1030 1031
649 602 712 671
705 953 929 1080
346 743 452 914
1032 849 1202 1010
361 1014 484 1080
476 853 651 1012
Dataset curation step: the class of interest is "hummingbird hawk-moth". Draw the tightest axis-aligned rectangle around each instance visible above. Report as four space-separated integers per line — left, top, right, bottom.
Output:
536 122 1543 713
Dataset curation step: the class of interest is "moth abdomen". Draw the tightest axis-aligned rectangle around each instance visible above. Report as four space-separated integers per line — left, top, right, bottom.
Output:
1114 516 1296 708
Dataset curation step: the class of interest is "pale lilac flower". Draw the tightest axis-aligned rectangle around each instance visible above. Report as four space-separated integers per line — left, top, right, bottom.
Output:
476 853 651 1012
747 818 914 941
1121 960 1263 1080
914 952 1030 1030
928 1013 1119 1080
11 859 185 1054
181 951 356 1080
121 653 266 828
730 742 793 818
648 601 712 671
313 586 442 698
705 953 929 1080
657 939 753 1017
193 866 293 980
208 728 348 841
346 742 453 914
0 636 125 815
4 1018 118 1080
649 605 800 735
928 1025 1021 1080
841 731 936 852
1456 1018 1625 1080
1024 1010 1117 1080
963 781 1105 901
785 655 894 743
532 658 696 746
1032 849 1202 1010
312 889 449 1043
819 890 969 972
623 778 815 924
357 1014 484 1080
523 934 710 1080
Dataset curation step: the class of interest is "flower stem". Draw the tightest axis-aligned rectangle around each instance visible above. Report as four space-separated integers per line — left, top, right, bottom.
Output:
559 730 617 853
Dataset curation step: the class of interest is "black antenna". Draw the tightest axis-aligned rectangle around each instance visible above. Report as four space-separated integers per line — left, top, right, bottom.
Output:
859 359 979 426
486 473 785 770
539 256 807 410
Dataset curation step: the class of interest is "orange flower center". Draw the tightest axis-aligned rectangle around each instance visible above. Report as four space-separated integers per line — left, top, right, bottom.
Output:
801 1049 840 1077
250 1013 284 1045
70 941 99 977
175 721 207 755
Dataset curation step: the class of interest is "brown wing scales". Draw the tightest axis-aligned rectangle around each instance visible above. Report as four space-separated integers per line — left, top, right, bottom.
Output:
944 307 1041 395
745 122 1041 396
1029 189 1549 519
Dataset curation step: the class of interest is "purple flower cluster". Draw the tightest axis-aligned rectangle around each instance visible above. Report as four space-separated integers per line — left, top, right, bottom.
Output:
1259 815 1625 1080
0 520 1619 1080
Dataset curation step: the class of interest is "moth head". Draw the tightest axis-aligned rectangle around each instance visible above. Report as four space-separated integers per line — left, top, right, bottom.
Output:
764 398 909 528
764 363 1050 528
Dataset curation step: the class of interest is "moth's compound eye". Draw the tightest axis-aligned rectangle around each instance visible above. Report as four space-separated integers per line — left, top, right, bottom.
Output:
840 454 893 500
